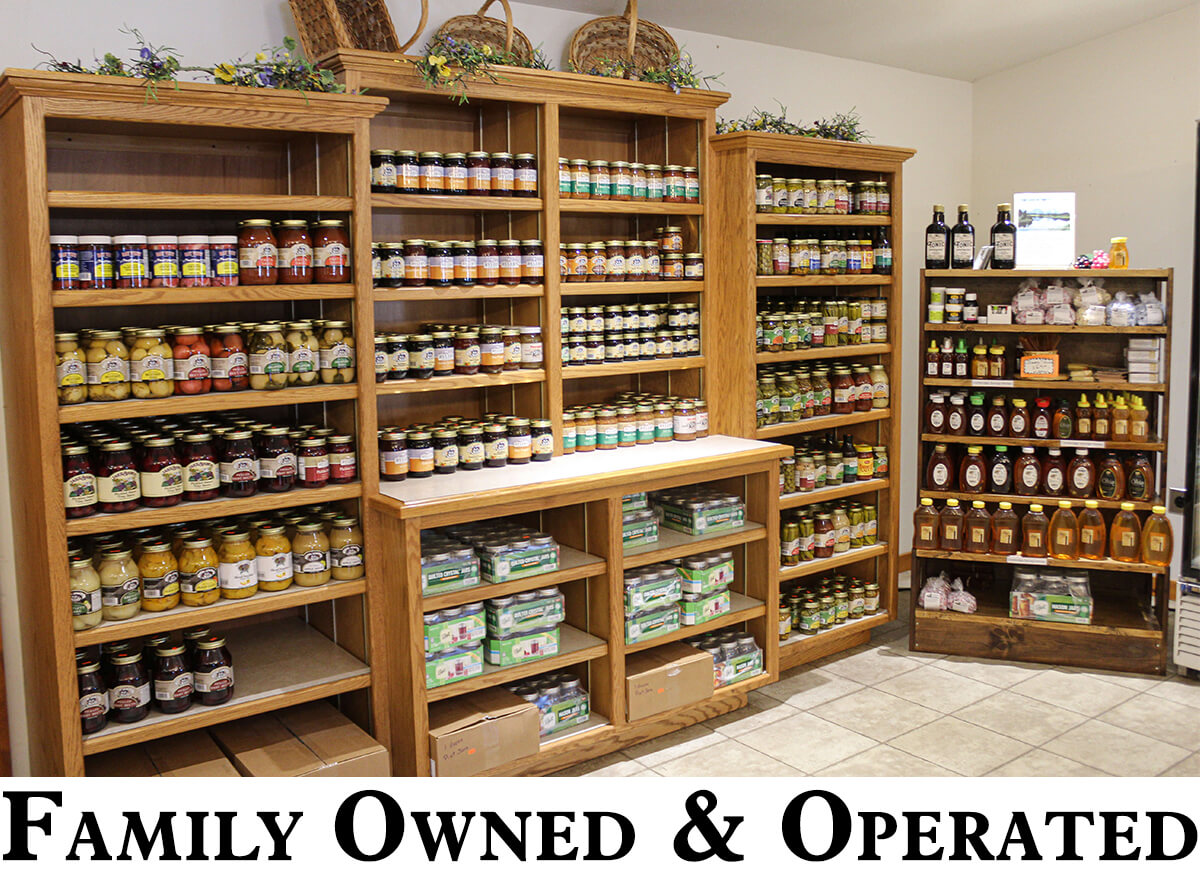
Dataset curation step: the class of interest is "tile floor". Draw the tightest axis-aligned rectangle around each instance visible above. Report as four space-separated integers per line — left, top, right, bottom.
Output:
555 577 1200 777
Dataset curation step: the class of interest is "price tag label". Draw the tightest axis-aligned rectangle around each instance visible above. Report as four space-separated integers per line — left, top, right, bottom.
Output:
1007 555 1048 566
1060 440 1103 449
970 379 1014 388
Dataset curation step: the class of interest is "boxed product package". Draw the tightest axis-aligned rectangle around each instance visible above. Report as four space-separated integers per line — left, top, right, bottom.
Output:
624 564 683 612
673 550 735 595
540 691 589 736
479 540 560 584
653 486 746 536
625 642 713 720
625 603 682 644
681 588 732 626
622 509 659 549
622 492 649 511
421 545 481 595
88 732 241 777
509 674 592 737
483 627 561 666
428 687 539 777
210 703 389 777
689 631 765 688
1009 569 1093 625
485 588 565 637
426 642 484 689
424 606 486 654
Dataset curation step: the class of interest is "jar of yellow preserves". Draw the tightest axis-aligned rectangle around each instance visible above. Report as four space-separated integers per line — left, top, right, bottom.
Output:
138 542 180 612
179 537 219 607
330 517 364 580
69 555 102 630
292 522 331 587
255 525 293 592
218 531 258 600
99 549 141 621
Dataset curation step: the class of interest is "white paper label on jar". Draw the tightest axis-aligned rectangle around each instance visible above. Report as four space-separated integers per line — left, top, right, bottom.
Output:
279 242 313 269
57 358 85 387
239 243 278 269
964 466 983 489
932 465 950 487
294 550 330 575
109 682 150 710
98 469 140 503
259 452 296 479
80 692 108 718
184 459 217 492
175 352 210 381
141 463 184 497
219 457 259 484
218 558 257 590
1073 467 1091 490
71 588 101 616
257 551 293 582
131 354 171 382
64 473 96 508
333 544 364 568
521 342 543 363
155 673 194 702
194 666 234 693
87 356 130 385
250 347 286 375
1045 469 1064 492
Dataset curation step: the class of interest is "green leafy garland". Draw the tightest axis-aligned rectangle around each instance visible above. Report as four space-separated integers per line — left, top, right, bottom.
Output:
406 36 551 104
569 50 722 93
717 104 869 142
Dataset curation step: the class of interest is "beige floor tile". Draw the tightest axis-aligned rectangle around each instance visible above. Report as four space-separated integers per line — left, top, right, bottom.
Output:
624 724 722 768
818 644 927 685
809 687 941 741
1009 669 1138 717
739 711 877 771
874 665 998 714
629 770 662 776
1099 694 1200 751
1143 676 1200 710
554 752 646 777
954 691 1086 745
987 749 1106 777
1161 753 1200 776
816 744 955 776
1043 720 1190 776
654 738 801 777
758 667 862 709
931 655 1050 688
889 717 1032 776
707 692 798 738
872 633 946 661
1057 665 1170 692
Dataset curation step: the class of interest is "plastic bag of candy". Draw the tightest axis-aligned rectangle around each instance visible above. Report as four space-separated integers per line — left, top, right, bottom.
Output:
1106 291 1136 327
918 572 952 611
1134 292 1166 326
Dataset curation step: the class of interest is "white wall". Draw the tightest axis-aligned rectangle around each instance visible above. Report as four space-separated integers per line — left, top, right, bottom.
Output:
0 1 971 773
972 2 1200 567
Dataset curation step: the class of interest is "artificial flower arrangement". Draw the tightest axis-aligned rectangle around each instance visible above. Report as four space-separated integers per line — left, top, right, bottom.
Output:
717 104 870 143
406 35 551 104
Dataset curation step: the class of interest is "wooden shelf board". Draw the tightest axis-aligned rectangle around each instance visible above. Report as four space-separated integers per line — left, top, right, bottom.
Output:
75 578 367 646
65 483 363 536
755 213 890 226
538 712 612 747
757 343 891 364
712 672 773 696
780 542 890 582
781 478 889 508
919 490 1157 511
623 522 766 569
561 280 701 297
926 323 1167 335
624 592 765 653
559 200 704 215
425 625 608 703
779 611 892 668
421 547 606 611
371 193 543 212
924 268 1171 279
376 370 544 394
53 284 355 308
562 357 704 380
49 191 354 211
914 548 1165 575
914 598 1160 638
374 285 543 301
756 274 891 287
925 378 1165 392
919 433 1164 451
58 384 357 423
81 619 370 755
756 408 890 438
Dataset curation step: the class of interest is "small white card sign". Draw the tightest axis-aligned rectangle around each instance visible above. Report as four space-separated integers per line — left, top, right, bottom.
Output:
1014 192 1076 268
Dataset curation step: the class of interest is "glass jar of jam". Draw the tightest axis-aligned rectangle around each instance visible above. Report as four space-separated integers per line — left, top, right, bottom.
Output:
237 219 278 285
457 427 484 470
298 437 330 488
431 331 455 376
181 432 219 501
193 636 234 706
152 644 193 714
663 165 686 202
370 148 397 193
490 152 514 195
466 151 490 194
529 419 553 461
507 418 532 464
433 429 459 475
452 240 477 286
63 445 97 518
498 239 522 286
379 430 408 481
588 160 611 199
408 334 434 379
483 423 508 467
107 652 150 723
684 252 703 280
385 333 408 380
520 239 544 284
427 242 453 287
312 219 350 283
257 426 295 492
97 441 141 513
443 152 468 195
419 151 445 194
565 243 587 282
275 219 313 283
514 153 537 196
219 430 258 498
475 238 499 286
454 331 481 375
77 660 108 734
682 166 700 202
393 150 419 193
139 437 183 508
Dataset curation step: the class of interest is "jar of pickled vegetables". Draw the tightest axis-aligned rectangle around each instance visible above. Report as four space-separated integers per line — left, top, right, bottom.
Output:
129 329 174 399
318 321 355 384
85 330 130 402
179 538 219 607
138 542 180 612
285 320 319 386
55 331 87 405
171 327 212 395
248 324 288 390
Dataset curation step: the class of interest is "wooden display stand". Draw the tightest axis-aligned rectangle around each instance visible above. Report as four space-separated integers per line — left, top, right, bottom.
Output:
0 71 390 775
708 134 914 670
910 268 1173 674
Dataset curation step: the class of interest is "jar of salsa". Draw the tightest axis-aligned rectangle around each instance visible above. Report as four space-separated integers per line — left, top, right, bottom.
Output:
193 636 234 706
569 159 590 198
274 220 312 283
831 366 855 414
490 152 514 195
514 153 537 196
682 166 700 202
298 437 330 488
237 219 278 285
257 426 295 492
312 219 350 283
219 430 258 498
644 164 665 200
97 441 141 513
139 437 183 508
814 513 835 558
588 160 610 199
181 433 218 500
63 445 97 518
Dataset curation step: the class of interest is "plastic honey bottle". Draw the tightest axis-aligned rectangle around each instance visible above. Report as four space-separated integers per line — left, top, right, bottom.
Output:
1049 500 1079 560
1110 502 1142 562
1021 504 1049 557
990 502 1021 555
939 499 965 551
1078 500 1107 560
964 501 991 554
913 498 940 550
1111 394 1130 441
1141 505 1173 567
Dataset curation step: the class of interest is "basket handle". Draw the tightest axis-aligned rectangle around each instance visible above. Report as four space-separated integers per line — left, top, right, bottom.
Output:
397 0 429 54
624 0 639 60
477 0 515 53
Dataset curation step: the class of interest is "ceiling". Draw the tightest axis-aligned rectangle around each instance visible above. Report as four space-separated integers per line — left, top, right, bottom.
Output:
519 0 1198 80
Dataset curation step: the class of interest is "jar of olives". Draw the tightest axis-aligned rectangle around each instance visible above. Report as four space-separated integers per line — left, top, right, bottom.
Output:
85 330 131 402
318 321 355 384
284 320 320 386
248 324 288 390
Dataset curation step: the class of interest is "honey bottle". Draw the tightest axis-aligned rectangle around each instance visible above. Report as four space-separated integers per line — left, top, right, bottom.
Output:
1110 502 1142 563
913 498 939 550
925 443 955 491
1111 394 1130 441
1074 394 1093 439
939 498 965 551
1078 500 1107 560
990 502 1021 555
1092 393 1110 441
964 500 991 554
959 445 987 493
1141 505 1173 567
925 340 940 378
970 343 989 379
940 337 955 377
1021 503 1049 557
1128 395 1149 443
1049 500 1079 560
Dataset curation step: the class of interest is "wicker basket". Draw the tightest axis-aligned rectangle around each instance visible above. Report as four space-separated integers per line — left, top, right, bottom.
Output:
569 0 679 74
434 0 534 64
289 0 416 59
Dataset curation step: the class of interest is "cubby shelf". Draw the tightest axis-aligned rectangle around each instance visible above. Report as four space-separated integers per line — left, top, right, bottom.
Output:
48 191 354 211
371 193 543 211
58 384 358 423
53 283 355 308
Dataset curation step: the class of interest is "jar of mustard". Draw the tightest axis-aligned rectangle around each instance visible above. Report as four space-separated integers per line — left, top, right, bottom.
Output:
179 537 219 606
138 542 180 612
330 517 364 580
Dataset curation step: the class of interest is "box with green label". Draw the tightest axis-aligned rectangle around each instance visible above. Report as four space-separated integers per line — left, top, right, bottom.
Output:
425 643 483 689
625 604 681 644
674 556 735 595
1009 591 1093 625
622 492 648 511
681 588 732 626
424 612 486 655
717 650 764 687
622 510 659 549
480 543 560 584
540 694 591 737
484 628 560 666
659 502 745 536
624 573 681 613
485 592 565 637
421 558 480 596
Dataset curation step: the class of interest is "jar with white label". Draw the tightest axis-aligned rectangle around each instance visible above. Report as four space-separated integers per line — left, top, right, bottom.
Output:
218 532 258 600
520 327 543 369
70 556 102 630
331 517 365 580
99 549 141 621
292 522 331 587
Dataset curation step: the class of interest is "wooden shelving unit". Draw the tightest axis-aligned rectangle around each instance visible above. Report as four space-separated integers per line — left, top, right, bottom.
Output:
910 268 1173 674
708 134 914 671
0 70 391 775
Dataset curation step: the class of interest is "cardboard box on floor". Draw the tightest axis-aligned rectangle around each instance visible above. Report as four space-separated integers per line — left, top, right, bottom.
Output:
625 642 713 721
428 686 539 777
209 702 389 777
87 731 240 777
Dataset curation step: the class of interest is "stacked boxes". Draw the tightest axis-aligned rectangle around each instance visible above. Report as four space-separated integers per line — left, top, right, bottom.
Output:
687 630 764 688
622 493 659 549
652 485 746 535
507 672 590 737
420 539 480 596
1009 568 1093 625
484 588 566 666
673 549 734 626
624 549 738 642
1125 337 1162 385
420 522 562 596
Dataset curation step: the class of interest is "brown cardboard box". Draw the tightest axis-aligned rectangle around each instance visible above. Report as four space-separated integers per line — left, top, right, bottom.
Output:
210 704 389 777
428 687 539 777
625 642 713 721
86 746 160 777
146 731 241 776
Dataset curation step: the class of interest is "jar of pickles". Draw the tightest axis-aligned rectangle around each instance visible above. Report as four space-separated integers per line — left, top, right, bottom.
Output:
318 321 355 384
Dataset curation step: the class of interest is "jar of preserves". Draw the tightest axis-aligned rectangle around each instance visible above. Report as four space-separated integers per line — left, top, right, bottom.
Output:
208 325 248 392
490 152 515 195
507 418 533 463
329 517 364 580
663 165 685 202
519 326 543 369
403 239 428 287
113 234 150 289
150 644 193 714
419 151 445 193
97 441 140 513
252 524 293 592
298 437 330 488
468 151 491 194
456 426 484 470
256 426 296 492
179 433 217 501
370 148 397 192
70 555 102 630
312 219 350 283
219 429 258 498
274 220 313 283
63 445 97 519
319 321 355 384
85 330 131 402
518 238 544 284
431 331 454 376
137 541 180 612
433 429 458 475
293 522 331 587
238 219 278 285
408 334 435 379
426 241 452 287
193 636 235 706
569 159 590 198
502 328 522 370
443 152 468 194
379 430 408 482
178 538 219 606
55 332 87 405
661 253 684 280
483 422 509 466
139 437 183 508
216 531 258 600
248 324 288 390
98 548 141 621
451 239 478 286
107 651 150 723
588 160 610 199
682 166 699 202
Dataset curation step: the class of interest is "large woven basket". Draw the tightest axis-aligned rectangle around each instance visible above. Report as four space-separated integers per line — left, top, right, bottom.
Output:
289 0 415 59
569 0 679 74
435 0 534 64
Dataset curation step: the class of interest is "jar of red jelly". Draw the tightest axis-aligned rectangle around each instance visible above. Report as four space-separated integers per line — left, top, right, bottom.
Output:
63 444 97 518
218 430 258 498
171 328 212 395
237 219 278 285
328 435 356 482
77 660 108 735
139 436 183 508
275 220 312 284
107 652 150 723
257 426 295 493
96 441 141 513
312 219 351 283
192 636 234 706
182 432 219 501
297 438 329 488
208 325 248 392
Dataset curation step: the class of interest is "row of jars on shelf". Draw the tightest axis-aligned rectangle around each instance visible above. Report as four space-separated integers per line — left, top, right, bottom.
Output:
756 175 891 216
370 149 538 197
379 416 553 481
914 497 1172 565
50 218 350 290
757 297 889 350
78 629 235 733
373 325 541 381
565 329 700 366
927 391 1156 443
564 395 709 450
757 232 893 277
558 159 698 202
55 321 356 405
62 415 356 517
70 509 363 629
371 238 543 288
779 574 883 639
561 237 702 283
779 434 889 495
780 501 880 565
925 443 1156 502
757 363 889 426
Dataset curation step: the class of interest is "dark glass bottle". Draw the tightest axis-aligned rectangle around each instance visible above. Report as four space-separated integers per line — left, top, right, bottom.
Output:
925 204 950 269
990 202 1017 269
950 204 975 269
107 652 150 724
873 227 893 275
